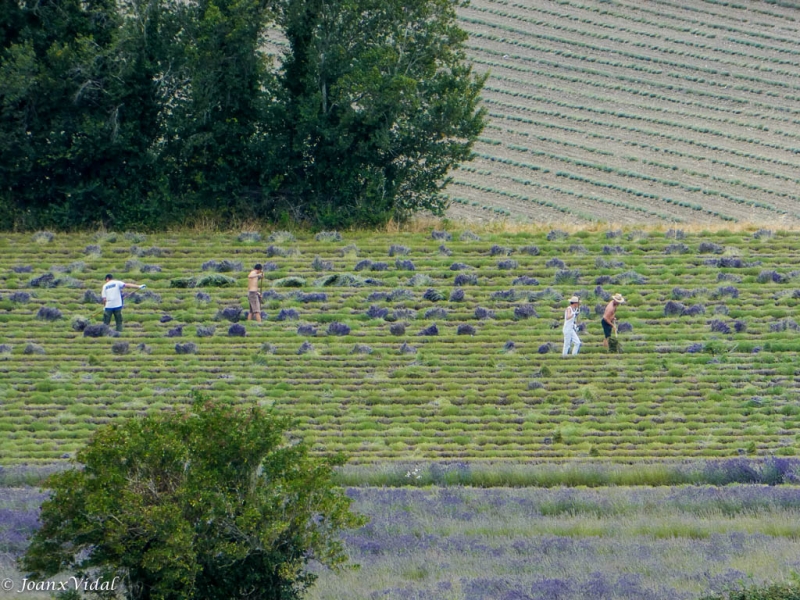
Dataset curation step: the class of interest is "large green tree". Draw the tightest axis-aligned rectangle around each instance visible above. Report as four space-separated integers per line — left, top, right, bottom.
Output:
21 396 365 600
267 0 486 227
0 0 170 229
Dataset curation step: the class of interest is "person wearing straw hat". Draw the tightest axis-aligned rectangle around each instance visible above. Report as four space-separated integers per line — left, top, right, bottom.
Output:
602 293 626 351
562 296 582 356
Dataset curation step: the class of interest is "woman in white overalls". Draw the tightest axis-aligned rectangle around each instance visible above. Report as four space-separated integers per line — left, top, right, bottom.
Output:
562 296 581 356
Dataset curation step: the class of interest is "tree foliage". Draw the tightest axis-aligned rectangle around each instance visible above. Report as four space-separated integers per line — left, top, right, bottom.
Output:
0 0 485 230
20 396 366 600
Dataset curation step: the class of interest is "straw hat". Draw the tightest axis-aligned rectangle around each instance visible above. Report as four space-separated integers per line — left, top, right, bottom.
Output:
568 296 580 304
612 293 626 303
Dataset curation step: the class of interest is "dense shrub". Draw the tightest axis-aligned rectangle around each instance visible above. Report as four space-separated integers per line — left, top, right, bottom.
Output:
298 341 314 355
201 260 242 272
273 276 306 287
354 259 372 271
83 324 118 338
160 315 174 323
392 308 416 321
449 262 470 271
699 242 724 254
431 230 452 241
112 342 130 355
311 256 334 271
708 320 732 334
665 243 690 254
664 301 686 316
277 309 300 321
175 342 197 354
296 292 327 303
546 230 568 241
216 306 243 322
490 245 513 256
682 304 706 317
459 231 480 242
23 343 45 355
503 341 516 352
418 324 439 336
425 308 449 320
196 325 216 337
351 344 373 355
228 324 246 337
268 231 295 243
10 292 32 303
37 306 62 321
457 324 476 335
546 258 566 269
474 307 495 320
423 288 444 302
514 304 537 320
366 305 389 319
13 265 33 273
167 326 184 338
454 273 478 286
195 292 211 302
408 274 434 287
757 270 787 284
389 244 410 256
665 228 686 239
315 231 341 242
449 288 465 302
390 323 406 336
237 231 262 243
438 245 452 256
297 324 318 336
71 317 90 332
29 273 56 288
503 275 535 290
554 269 580 285
602 245 626 255
32 231 54 243
399 342 417 354
394 260 415 271
327 322 351 336
519 245 540 255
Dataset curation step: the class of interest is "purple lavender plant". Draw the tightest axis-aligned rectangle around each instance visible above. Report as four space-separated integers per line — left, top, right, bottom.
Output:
733 320 747 333
423 288 444 302
450 262 470 271
315 231 341 242
370 261 389 271
490 245 514 257
366 305 390 319
605 230 622 239
455 273 479 286
297 323 317 337
616 322 633 333
196 325 216 337
699 242 724 254
546 258 566 269
262 289 283 301
602 245 626 255
0 344 11 354
514 304 537 320
71 317 89 332
431 230 452 241
160 314 174 323
537 343 553 354
216 306 243 322
277 308 300 321
327 322 351 336
394 260 415 271
665 243 690 255
112 341 129 355
296 292 327 303
175 342 198 354
388 244 410 256
167 325 184 337
682 304 706 317
554 269 580 285
425 307 449 319
665 228 686 239
457 324 476 335
368 291 389 302
438 244 452 256
311 256 334 271
10 292 31 303
664 301 686 316
399 342 417 354
390 288 414 301
297 341 314 355
757 270 787 284
513 275 539 286
37 306 62 321
546 229 568 241
23 343 45 355
83 324 118 337
418 324 439 336
686 343 704 353
29 273 56 288
498 259 518 270
195 292 211 302
390 323 406 336
491 289 523 301
12 265 32 273
474 307 495 320
519 245 540 255
351 344 373 355
393 308 416 320
708 320 732 334
449 288 465 302
228 324 246 337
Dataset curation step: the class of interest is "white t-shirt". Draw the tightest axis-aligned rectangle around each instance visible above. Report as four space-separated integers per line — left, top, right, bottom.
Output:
102 280 126 309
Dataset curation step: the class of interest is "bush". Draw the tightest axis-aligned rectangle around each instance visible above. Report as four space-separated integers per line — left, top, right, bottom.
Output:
315 231 342 242
454 273 478 286
216 306 243 322
449 288 465 302
354 259 372 271
457 324 476 335
274 276 307 288
277 309 300 321
167 325 184 338
228 324 247 337
423 288 444 302
112 342 129 355
425 307 448 320
37 306 62 321
195 291 212 302
297 324 318 336
71 316 90 332
311 256 333 271
395 259 415 271
29 273 56 288
519 245 540 255
431 230 452 241
32 231 54 243
327 322 351 336
297 341 314 355
23 343 45 355
12 265 33 273
418 323 439 336
546 230 568 241
389 244 410 256
554 269 580 285
514 304 537 320
10 291 31 303
192 273 236 288
20 398 364 600
351 344 373 355
83 324 118 338
459 231 480 242
400 342 417 354
389 323 406 336
757 270 787 284
512 275 539 286
490 245 513 257
196 325 216 337
498 259 518 270
474 307 495 320
201 260 243 272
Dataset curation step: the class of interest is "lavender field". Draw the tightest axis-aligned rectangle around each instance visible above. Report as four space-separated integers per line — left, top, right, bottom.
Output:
4 483 800 600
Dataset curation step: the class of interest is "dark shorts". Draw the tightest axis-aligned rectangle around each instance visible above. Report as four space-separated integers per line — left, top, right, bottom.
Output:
601 319 613 338
248 291 261 314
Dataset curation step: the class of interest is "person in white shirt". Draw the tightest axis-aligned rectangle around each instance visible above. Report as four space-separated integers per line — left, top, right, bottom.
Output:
101 274 146 332
562 296 581 356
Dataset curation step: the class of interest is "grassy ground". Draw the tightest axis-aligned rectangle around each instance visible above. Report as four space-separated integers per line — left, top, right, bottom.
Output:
1 225 800 464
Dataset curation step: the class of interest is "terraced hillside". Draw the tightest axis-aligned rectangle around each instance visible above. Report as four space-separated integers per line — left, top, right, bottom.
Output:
445 0 800 225
1 227 799 464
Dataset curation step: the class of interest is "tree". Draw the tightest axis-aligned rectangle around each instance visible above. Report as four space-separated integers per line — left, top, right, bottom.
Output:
264 0 487 228
20 396 366 600
0 0 170 229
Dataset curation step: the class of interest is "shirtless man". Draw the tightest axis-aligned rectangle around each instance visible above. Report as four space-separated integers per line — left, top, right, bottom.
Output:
247 264 264 323
601 293 625 350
